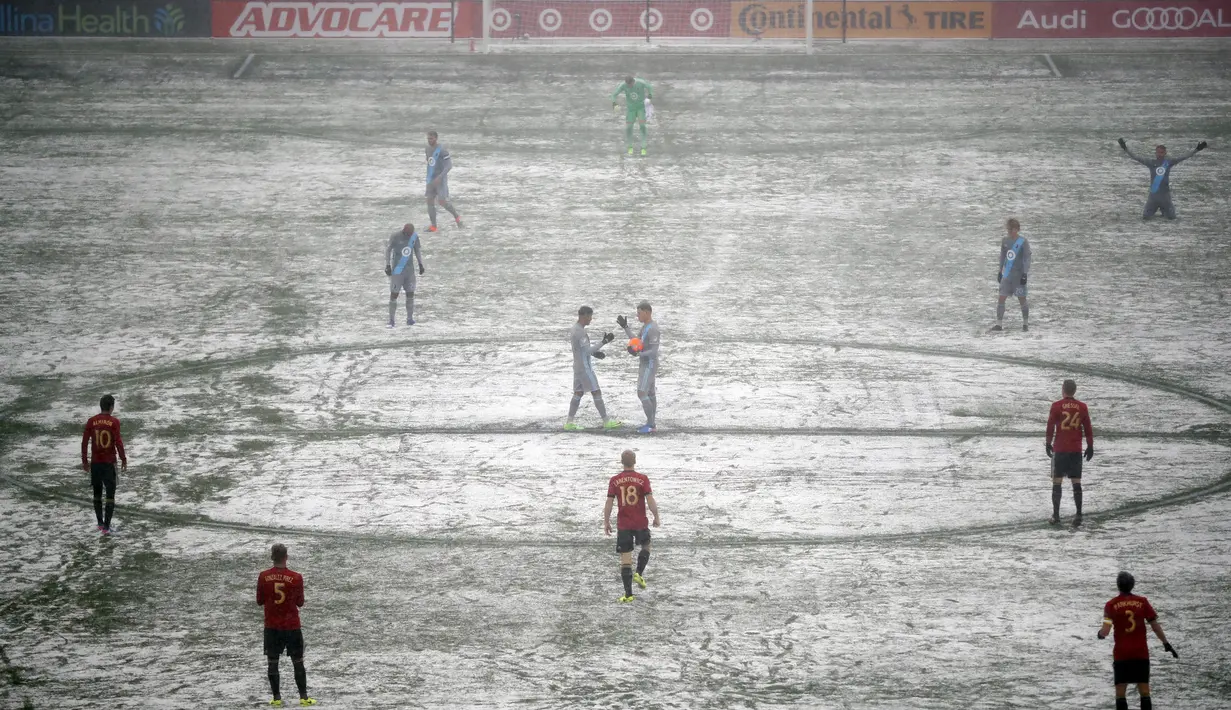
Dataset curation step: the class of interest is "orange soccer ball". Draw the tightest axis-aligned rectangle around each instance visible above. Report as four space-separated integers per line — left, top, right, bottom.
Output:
628 338 643 352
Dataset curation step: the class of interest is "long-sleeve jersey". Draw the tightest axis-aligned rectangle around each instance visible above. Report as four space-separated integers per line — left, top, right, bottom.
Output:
386 229 422 275
622 320 661 364
1046 397 1094 453
82 413 126 467
1123 147 1196 194
570 323 607 366
611 78 652 109
999 235 1031 281
426 143 452 185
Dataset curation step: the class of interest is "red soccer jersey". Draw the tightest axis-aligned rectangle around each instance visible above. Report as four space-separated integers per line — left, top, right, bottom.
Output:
82 413 126 467
1104 594 1157 661
1046 397 1093 454
257 566 304 631
608 470 652 530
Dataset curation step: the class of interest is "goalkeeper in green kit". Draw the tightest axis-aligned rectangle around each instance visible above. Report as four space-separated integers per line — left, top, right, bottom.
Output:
611 75 653 156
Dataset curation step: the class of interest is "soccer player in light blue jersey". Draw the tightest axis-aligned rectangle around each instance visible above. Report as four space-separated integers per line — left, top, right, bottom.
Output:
385 223 423 327
1118 138 1207 220
993 218 1030 332
618 301 660 434
567 306 621 431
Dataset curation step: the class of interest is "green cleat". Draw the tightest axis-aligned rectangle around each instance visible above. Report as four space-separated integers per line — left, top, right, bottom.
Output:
627 147 634 156
564 422 582 431
618 594 636 603
270 701 283 708
300 699 317 707
640 148 647 156
633 572 646 589
603 419 623 430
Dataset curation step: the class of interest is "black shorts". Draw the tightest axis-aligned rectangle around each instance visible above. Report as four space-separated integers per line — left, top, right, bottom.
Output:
1113 658 1150 685
90 463 117 493
616 528 650 554
264 628 305 658
1053 452 1083 479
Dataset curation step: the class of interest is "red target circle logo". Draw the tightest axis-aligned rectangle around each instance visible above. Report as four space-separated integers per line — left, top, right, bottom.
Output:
690 7 714 32
640 8 663 31
539 8 562 32
589 8 613 32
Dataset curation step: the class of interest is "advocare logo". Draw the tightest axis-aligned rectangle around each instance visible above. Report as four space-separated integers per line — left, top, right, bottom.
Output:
153 3 185 36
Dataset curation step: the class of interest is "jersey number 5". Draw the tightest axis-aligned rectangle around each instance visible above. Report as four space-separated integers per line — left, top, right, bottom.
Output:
273 582 286 605
620 485 639 506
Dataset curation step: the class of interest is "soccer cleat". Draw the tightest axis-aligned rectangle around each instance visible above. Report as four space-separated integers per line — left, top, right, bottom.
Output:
641 148 647 156
428 225 438 232
269 700 283 707
633 572 646 589
563 422 582 432
603 419 622 430
636 425 656 434
387 319 395 329
100 526 111 536
618 594 636 603
1049 515 1060 525
299 700 317 707
1072 514 1083 527
407 318 415 326
627 147 634 156
990 324 1003 332
455 216 463 228
97 525 106 533
1023 323 1029 332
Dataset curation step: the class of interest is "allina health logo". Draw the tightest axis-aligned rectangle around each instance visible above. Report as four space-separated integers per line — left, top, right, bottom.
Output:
154 3 185 35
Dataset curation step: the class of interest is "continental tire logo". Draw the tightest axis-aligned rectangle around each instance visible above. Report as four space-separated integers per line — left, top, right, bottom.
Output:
1113 7 1199 30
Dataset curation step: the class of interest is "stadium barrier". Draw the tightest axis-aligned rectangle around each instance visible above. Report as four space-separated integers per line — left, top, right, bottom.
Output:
0 0 211 36
0 0 1225 43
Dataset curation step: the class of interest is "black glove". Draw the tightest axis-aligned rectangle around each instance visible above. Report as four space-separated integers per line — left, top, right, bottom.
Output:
1045 443 1053 459
997 272 1002 283
384 264 392 276
1085 445 1094 462
593 351 606 360
602 332 615 344
616 315 628 329
1098 631 1107 640
1196 141 1207 152
627 345 638 356
1117 138 1127 150
419 264 425 275
1020 274 1028 286
1164 642 1178 658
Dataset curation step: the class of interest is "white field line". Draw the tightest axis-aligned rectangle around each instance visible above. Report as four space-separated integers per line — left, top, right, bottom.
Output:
232 53 255 80
1043 53 1062 78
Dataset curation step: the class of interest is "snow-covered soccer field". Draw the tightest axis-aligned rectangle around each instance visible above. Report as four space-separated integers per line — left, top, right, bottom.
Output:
1 39 1230 709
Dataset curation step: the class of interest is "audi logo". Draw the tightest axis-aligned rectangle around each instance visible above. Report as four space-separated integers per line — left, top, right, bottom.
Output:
1113 7 1200 30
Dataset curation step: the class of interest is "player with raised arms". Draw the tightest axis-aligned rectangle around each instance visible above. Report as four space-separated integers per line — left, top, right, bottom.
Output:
1117 138 1207 220
603 449 660 603
1098 571 1177 710
566 305 621 431
610 75 653 156
425 130 462 232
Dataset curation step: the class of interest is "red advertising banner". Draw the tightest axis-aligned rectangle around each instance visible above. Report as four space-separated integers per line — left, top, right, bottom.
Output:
487 0 730 38
994 0 1231 38
212 0 479 37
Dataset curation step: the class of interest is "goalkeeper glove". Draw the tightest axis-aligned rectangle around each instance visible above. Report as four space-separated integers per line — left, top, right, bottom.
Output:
1045 443 1053 459
1196 140 1208 151
616 315 628 329
627 345 638 356
1020 274 1028 286
593 351 606 360
1085 445 1094 462
384 264 392 276
1098 630 1107 640
419 264 425 275
1117 138 1127 150
1164 642 1178 658
602 332 615 344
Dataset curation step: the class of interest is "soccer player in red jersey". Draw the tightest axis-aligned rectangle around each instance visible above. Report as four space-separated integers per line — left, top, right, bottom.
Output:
256 544 316 707
81 394 127 534
1098 571 1178 710
604 450 660 603
1045 379 1094 526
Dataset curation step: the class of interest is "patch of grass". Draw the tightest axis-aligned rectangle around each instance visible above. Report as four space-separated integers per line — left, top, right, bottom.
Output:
167 472 235 505
233 438 277 453
235 373 288 397
120 391 161 412
9 376 66 415
243 406 287 426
